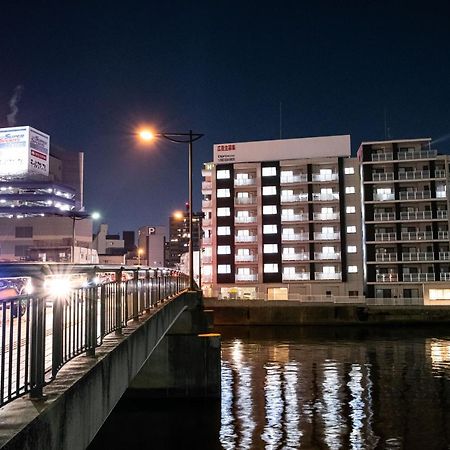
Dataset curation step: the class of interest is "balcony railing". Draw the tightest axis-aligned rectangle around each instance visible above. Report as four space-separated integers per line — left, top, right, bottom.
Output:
235 235 257 243
437 210 448 219
374 232 397 241
376 273 398 282
315 272 342 280
373 193 395 201
234 178 256 186
202 218 212 227
235 274 258 281
372 172 394 181
280 193 308 203
312 173 338 182
235 197 256 205
439 252 450 261
374 212 396 221
372 153 393 161
235 255 257 262
202 256 212 264
313 232 340 240
440 273 450 281
280 174 308 183
202 181 212 190
282 233 310 241
398 170 431 180
399 211 432 220
202 200 212 208
435 169 447 178
282 253 310 261
402 273 435 282
438 231 449 240
282 273 310 281
235 216 257 224
375 253 397 262
397 149 437 160
281 213 309 222
400 231 433 241
312 193 339 201
399 191 432 200
314 252 340 260
402 252 434 261
313 212 339 221
436 190 447 198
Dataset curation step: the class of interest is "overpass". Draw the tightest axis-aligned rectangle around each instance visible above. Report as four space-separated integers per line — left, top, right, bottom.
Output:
0 264 220 450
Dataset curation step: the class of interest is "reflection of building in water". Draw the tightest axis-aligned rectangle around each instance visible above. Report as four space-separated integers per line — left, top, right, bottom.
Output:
220 336 450 449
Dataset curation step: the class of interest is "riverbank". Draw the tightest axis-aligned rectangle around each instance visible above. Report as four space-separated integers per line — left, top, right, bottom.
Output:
204 299 450 325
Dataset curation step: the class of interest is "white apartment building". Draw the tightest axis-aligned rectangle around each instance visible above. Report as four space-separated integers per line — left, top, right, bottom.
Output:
201 135 364 300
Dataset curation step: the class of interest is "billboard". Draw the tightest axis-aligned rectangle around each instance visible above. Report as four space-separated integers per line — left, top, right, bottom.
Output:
0 126 50 177
213 135 351 165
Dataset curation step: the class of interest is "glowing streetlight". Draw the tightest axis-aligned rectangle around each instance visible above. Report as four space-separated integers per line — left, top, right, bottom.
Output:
70 210 101 263
138 248 144 265
173 210 184 221
138 129 204 290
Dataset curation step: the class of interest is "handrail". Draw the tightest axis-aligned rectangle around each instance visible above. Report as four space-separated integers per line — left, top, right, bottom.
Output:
0 264 190 407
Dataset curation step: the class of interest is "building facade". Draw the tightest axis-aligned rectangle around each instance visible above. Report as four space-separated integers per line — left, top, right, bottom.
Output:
201 135 364 300
137 226 165 266
0 126 96 263
359 138 450 304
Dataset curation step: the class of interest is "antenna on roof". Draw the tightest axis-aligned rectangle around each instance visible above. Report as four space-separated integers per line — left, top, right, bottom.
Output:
279 101 282 139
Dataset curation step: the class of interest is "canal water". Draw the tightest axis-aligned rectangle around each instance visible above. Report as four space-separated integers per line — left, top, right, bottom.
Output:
89 326 450 449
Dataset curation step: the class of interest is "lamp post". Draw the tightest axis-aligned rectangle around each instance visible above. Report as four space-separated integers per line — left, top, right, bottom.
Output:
69 211 100 263
139 130 204 291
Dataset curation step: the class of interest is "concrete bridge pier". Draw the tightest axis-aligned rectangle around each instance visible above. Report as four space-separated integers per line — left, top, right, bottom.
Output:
127 291 221 399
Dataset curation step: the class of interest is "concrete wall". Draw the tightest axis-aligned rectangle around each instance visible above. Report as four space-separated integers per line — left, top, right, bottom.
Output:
0 292 216 450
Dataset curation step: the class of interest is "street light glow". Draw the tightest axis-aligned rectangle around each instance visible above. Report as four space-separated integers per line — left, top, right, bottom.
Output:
139 129 155 141
91 211 101 220
173 210 184 220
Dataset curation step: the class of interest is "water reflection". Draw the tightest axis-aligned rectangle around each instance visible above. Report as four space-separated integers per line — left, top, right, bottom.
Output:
220 328 450 450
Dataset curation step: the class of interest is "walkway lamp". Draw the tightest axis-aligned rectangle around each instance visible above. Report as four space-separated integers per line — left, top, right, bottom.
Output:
138 129 203 291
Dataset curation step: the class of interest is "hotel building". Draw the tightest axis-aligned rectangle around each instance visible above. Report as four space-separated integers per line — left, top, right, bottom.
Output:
359 138 450 303
201 135 364 300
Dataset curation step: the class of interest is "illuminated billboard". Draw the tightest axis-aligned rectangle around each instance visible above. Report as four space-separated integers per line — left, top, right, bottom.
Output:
0 126 50 177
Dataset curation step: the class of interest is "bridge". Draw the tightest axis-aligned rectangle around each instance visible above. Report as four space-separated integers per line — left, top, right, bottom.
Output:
0 264 220 450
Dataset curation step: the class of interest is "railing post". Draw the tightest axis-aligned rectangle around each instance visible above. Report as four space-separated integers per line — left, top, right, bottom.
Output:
52 277 63 378
115 268 123 335
145 269 151 311
156 269 161 302
86 269 98 357
30 272 46 399
132 269 139 321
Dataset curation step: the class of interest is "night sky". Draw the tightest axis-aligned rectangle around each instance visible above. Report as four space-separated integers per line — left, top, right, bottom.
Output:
1 1 449 235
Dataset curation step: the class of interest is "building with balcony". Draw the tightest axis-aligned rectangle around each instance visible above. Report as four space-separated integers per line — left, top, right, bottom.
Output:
201 135 363 300
359 138 450 303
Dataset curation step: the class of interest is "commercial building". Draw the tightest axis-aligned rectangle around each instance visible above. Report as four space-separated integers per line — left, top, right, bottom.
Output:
165 208 202 268
201 135 450 304
137 226 165 266
359 138 450 304
201 135 364 300
0 125 97 263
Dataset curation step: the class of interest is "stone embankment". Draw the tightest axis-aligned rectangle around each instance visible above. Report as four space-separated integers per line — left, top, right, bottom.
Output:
204 299 450 326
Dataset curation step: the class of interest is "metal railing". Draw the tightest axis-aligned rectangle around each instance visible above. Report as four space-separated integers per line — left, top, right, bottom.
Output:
0 264 189 408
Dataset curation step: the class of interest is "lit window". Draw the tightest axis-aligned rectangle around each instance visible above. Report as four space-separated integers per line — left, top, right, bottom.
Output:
348 265 358 273
217 226 231 235
429 289 450 300
217 245 231 255
346 206 356 214
263 205 277 215
217 188 230 198
236 173 249 179
217 264 231 274
237 267 251 275
347 226 356 233
262 167 277 177
345 186 356 194
237 191 249 198
263 186 277 196
236 210 249 217
217 207 231 217
347 245 357 253
237 248 250 256
217 169 230 179
345 167 355 175
237 229 250 236
263 224 277 234
264 263 279 273
263 244 278 253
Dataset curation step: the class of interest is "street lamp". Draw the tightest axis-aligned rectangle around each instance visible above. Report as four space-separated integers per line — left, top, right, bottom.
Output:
69 211 101 263
139 129 203 290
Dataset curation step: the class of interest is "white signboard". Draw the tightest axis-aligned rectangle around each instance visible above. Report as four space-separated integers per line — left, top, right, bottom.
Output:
0 127 29 176
213 135 351 165
0 126 50 177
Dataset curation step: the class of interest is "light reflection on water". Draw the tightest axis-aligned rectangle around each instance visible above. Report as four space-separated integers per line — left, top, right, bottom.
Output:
220 329 450 450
